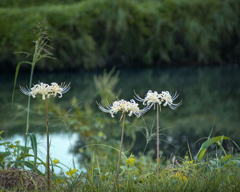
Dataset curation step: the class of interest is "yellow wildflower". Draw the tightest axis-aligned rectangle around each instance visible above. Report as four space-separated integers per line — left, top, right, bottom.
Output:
53 158 59 164
172 171 187 181
66 168 77 177
126 157 136 166
98 131 105 137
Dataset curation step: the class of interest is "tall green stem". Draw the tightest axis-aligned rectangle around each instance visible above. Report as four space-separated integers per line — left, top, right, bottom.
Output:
23 38 39 168
116 114 125 182
45 97 50 190
157 104 159 178
23 65 34 167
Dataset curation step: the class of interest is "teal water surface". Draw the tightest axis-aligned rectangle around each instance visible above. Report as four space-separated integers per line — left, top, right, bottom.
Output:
0 65 240 167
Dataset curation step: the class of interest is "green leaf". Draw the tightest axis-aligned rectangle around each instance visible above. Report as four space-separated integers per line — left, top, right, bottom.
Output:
197 148 207 162
12 61 32 103
18 145 32 154
0 151 11 163
8 144 17 148
0 142 11 146
230 160 240 167
196 136 231 161
220 154 232 164
29 133 37 168
0 162 4 168
17 154 47 167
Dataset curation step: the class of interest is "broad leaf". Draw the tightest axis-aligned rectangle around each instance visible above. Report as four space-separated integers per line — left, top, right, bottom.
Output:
0 151 11 163
196 136 231 161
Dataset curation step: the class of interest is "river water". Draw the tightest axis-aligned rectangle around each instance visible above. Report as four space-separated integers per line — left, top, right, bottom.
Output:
1 65 240 171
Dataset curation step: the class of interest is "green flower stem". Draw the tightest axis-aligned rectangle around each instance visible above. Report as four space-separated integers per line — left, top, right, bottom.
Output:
23 64 34 168
116 113 126 182
157 104 160 178
45 97 50 190
23 37 39 168
143 143 148 155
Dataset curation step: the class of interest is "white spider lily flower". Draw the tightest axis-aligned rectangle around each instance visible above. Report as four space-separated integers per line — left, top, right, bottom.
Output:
134 90 161 109
135 90 182 110
160 91 182 110
118 99 131 113
97 99 149 118
109 100 122 117
20 82 70 100
128 99 150 118
36 82 52 100
51 82 71 98
96 99 127 118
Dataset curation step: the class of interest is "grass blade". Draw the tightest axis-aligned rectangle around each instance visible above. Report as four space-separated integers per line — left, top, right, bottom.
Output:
29 133 37 168
11 61 32 103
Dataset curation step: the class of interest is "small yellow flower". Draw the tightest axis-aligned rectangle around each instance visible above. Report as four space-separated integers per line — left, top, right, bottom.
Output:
53 158 60 164
79 148 84 153
56 179 64 183
187 160 194 164
66 168 77 177
98 131 105 137
126 157 136 166
172 171 187 181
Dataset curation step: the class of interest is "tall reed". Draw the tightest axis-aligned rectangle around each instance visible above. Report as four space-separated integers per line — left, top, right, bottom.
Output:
12 18 54 168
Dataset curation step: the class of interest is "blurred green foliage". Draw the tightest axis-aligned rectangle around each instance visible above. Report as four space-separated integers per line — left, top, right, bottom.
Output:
0 0 80 7
1 0 240 71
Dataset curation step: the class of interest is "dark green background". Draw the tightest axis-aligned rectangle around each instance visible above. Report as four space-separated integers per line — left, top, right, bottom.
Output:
1 0 240 72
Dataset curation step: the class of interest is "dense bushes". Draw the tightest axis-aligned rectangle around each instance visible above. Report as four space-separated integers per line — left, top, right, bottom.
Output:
0 0 240 71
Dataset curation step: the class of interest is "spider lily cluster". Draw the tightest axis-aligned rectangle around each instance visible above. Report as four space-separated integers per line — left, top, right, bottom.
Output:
20 82 71 100
97 90 182 117
134 90 182 110
96 90 182 182
97 99 151 118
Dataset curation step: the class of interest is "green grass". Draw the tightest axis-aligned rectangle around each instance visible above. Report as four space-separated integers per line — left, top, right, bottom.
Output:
1 144 240 191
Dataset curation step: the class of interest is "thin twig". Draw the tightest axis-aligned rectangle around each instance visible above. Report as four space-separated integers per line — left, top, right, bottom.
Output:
116 113 126 184
157 104 160 178
45 98 50 190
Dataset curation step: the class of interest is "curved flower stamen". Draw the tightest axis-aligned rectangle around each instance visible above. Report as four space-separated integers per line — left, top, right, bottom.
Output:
51 82 71 98
133 90 145 103
96 101 117 117
61 82 71 94
171 91 179 100
20 85 32 96
160 91 182 110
